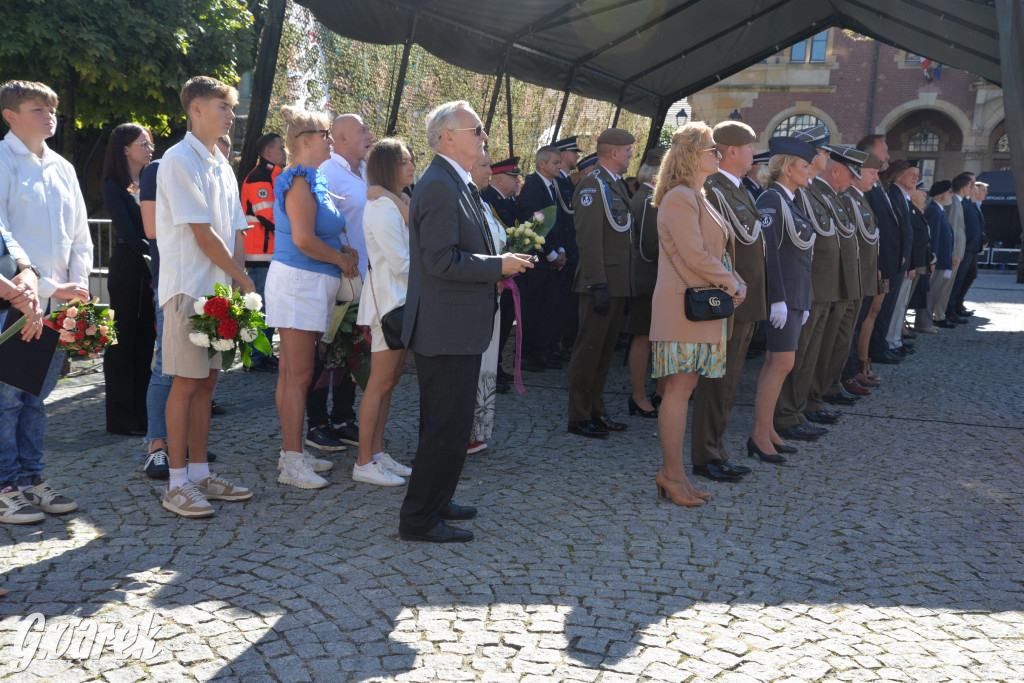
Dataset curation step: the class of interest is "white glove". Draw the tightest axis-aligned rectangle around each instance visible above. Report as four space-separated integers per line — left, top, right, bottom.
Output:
942 269 953 279
801 310 810 325
769 302 788 329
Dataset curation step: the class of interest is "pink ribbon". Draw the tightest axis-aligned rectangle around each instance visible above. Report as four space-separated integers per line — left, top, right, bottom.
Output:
502 275 526 395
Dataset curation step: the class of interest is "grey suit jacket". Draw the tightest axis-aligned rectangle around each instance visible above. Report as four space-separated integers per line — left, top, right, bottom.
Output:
401 156 503 356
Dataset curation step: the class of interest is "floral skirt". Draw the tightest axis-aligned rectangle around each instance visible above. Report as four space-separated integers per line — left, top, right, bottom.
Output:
650 327 727 379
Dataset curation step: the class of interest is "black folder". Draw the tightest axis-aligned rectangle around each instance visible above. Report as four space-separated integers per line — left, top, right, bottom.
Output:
0 312 61 396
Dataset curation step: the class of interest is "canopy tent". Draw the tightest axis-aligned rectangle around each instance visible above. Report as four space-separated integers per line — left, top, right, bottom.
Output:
978 170 1016 205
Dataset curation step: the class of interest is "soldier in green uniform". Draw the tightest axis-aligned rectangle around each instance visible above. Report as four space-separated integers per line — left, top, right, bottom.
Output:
566 128 635 439
773 125 838 443
804 146 868 425
689 121 764 481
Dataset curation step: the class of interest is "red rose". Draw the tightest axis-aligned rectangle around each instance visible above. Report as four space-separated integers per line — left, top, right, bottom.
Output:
100 336 109 344
217 318 239 339
77 319 87 330
74 331 85 340
204 296 231 320
78 350 86 356
352 341 363 353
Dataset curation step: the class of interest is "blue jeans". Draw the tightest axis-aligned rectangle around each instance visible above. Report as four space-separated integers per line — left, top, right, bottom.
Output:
0 314 65 487
246 263 275 364
145 304 173 445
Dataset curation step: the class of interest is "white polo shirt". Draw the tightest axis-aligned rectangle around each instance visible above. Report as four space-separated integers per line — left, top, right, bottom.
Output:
0 131 92 306
155 132 248 305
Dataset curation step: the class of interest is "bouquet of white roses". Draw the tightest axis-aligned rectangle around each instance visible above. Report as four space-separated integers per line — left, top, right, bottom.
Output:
188 283 272 371
504 206 556 254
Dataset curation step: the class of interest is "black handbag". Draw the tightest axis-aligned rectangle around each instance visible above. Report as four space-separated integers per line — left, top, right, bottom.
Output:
0 253 17 311
660 238 734 322
368 265 405 350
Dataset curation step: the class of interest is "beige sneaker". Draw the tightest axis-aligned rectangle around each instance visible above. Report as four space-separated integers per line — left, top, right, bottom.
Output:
162 482 214 518
21 478 78 514
194 474 253 502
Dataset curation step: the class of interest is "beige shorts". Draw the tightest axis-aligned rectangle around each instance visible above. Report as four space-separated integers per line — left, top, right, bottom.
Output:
162 293 222 379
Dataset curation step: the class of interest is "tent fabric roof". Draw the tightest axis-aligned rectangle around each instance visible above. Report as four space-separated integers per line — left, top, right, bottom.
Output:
295 0 1002 119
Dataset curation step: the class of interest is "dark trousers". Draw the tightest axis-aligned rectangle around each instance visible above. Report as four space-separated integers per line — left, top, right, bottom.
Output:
520 266 561 362
809 298 857 409
952 252 979 312
399 353 481 533
559 269 579 352
306 340 357 428
690 321 755 466
567 294 627 422
497 289 514 369
870 273 901 357
104 244 156 433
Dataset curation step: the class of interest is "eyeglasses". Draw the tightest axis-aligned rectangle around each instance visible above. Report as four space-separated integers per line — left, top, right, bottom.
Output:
450 124 485 138
133 140 155 151
297 129 330 141
703 147 723 159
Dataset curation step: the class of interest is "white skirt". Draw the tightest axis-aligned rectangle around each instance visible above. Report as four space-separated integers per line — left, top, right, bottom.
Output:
265 261 340 333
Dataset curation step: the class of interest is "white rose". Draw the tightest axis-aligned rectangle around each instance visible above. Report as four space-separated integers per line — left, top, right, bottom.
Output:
533 211 545 223
193 298 208 316
240 328 258 343
211 338 235 352
189 332 211 348
242 292 263 311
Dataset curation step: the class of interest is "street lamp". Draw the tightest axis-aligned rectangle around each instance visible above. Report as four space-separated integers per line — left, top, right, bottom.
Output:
729 109 743 121
675 107 687 127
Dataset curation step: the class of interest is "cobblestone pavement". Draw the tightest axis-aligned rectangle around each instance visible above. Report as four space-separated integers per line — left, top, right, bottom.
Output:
1 271 1023 682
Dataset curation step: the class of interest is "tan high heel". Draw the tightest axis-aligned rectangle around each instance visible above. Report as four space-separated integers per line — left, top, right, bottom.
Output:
655 471 704 507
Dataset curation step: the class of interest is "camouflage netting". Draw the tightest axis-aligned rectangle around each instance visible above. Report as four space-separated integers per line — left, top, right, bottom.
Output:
267 2 651 176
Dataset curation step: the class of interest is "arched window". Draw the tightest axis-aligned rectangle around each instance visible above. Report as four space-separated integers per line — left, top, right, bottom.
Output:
772 115 827 138
907 129 939 153
995 133 1009 153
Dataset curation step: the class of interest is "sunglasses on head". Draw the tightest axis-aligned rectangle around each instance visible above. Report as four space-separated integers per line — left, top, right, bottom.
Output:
297 129 330 141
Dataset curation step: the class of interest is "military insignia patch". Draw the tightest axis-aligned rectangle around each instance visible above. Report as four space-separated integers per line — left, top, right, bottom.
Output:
257 188 269 199
760 214 773 227
580 194 593 207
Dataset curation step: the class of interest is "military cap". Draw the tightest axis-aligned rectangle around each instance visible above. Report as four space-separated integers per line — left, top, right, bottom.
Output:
596 128 636 146
712 121 757 147
792 124 831 148
553 136 579 152
826 144 868 180
578 152 598 171
642 148 665 167
862 152 883 170
768 136 817 165
929 179 952 196
752 150 770 165
490 157 521 175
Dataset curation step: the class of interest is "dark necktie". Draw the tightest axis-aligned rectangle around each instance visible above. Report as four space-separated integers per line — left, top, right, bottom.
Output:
468 182 496 255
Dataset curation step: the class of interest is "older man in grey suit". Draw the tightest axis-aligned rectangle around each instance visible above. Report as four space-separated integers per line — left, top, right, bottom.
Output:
399 100 533 543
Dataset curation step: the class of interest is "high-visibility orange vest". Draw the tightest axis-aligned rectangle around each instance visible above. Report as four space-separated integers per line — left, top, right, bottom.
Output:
241 158 281 256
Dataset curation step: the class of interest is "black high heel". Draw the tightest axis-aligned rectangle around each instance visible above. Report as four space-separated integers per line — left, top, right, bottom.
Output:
746 437 787 464
649 392 662 410
627 396 658 418
771 440 798 454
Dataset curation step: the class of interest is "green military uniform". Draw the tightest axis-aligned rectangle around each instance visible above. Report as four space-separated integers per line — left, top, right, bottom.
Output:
842 188 880 298
807 176 861 411
567 160 634 424
691 170 768 465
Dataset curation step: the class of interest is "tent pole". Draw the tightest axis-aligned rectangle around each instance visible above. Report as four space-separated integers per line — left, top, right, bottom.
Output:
611 85 627 128
504 71 515 157
995 0 1024 281
239 0 287 183
485 44 513 132
385 14 419 136
645 100 672 154
551 67 576 142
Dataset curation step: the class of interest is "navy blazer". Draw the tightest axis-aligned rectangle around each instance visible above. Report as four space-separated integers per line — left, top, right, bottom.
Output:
962 196 984 254
887 183 914 273
757 183 814 312
516 172 563 263
866 184 902 279
925 201 953 271
480 185 516 228
401 156 504 356
909 203 931 269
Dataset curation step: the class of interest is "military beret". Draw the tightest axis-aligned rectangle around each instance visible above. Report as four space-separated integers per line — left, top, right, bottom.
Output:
792 124 831 148
768 136 817 165
552 136 579 152
712 121 757 147
596 128 635 146
862 152 883 170
643 148 665 167
752 150 770 165
578 152 598 171
490 156 521 175
929 180 951 196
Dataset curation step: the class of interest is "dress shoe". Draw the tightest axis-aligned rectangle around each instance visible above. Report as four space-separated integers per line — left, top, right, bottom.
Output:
655 471 704 506
721 460 751 474
902 332 917 341
854 372 881 388
822 407 841 418
544 356 563 370
211 400 226 415
521 357 546 372
495 377 511 394
777 424 819 441
692 460 743 481
439 502 478 520
843 378 871 396
592 415 627 432
568 421 608 438
746 437 787 464
954 316 971 325
804 410 839 425
627 396 658 418
871 352 901 364
771 440 798 454
825 392 857 406
935 318 957 329
800 421 828 436
399 521 473 543
893 346 913 357
947 313 964 324
554 348 573 362
958 308 974 317
497 366 514 382
901 339 915 348
109 427 147 437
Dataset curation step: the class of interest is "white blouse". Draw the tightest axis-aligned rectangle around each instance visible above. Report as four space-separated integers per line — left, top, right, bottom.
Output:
357 197 409 325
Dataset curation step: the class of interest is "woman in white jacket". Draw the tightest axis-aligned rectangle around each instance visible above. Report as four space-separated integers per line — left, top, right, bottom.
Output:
354 138 416 486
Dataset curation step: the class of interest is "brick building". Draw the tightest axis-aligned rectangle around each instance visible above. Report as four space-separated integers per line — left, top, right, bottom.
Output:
686 29 1009 187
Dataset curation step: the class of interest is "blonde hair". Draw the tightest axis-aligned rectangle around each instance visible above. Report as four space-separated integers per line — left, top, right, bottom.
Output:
653 122 713 206
0 80 58 112
759 154 803 187
180 76 238 116
280 105 330 157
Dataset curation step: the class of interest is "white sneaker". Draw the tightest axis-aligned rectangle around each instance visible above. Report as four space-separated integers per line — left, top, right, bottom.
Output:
278 452 329 489
277 450 334 473
376 452 412 477
352 461 405 487
0 489 45 524
162 482 214 518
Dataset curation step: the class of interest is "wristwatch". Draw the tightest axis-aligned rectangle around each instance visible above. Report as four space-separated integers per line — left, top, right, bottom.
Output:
16 263 41 279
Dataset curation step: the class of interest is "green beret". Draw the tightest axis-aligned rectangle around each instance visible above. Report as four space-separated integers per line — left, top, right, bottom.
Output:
862 152 883 170
712 121 757 147
596 128 636 146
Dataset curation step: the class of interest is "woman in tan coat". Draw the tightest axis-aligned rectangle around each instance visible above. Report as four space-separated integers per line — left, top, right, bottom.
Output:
650 122 746 506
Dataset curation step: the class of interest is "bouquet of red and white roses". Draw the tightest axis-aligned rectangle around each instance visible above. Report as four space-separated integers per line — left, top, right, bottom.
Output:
50 298 117 359
189 283 272 370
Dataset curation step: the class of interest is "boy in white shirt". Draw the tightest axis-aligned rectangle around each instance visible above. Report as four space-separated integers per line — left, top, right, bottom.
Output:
155 76 255 518
0 80 91 524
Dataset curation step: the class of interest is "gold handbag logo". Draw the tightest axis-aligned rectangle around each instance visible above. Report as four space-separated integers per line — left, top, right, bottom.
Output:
708 296 721 306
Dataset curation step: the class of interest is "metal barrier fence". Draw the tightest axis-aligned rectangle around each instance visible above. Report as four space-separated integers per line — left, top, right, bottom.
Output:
88 218 111 304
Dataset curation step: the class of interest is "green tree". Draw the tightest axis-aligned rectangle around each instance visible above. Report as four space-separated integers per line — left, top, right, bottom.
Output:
0 0 257 157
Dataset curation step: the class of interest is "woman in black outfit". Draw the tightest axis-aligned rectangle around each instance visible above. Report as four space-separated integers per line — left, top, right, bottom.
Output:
102 123 156 435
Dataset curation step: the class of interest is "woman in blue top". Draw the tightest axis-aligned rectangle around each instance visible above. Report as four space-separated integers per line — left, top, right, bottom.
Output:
266 105 359 490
